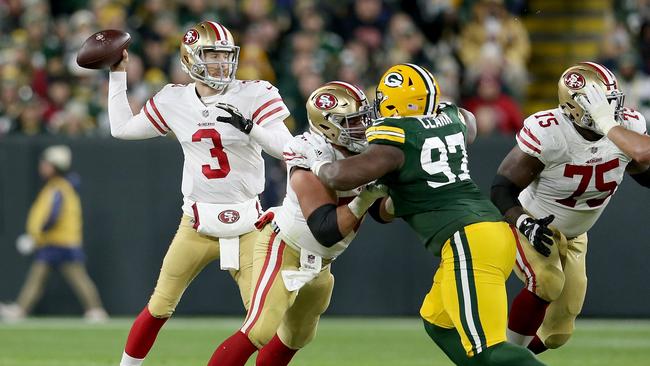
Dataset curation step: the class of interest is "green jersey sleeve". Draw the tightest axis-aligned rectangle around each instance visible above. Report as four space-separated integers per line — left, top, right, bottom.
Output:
366 118 406 148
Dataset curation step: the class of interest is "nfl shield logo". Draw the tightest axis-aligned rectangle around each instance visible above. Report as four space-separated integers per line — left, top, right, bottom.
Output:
591 147 598 154
307 254 315 264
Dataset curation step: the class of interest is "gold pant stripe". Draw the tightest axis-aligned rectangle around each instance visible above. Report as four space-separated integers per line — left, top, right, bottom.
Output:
241 230 285 334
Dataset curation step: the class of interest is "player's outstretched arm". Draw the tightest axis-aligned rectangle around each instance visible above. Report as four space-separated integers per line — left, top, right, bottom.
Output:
108 50 162 140
492 146 555 257
626 159 650 188
459 108 477 145
607 127 650 166
249 122 293 159
316 144 404 191
291 168 367 246
491 146 544 223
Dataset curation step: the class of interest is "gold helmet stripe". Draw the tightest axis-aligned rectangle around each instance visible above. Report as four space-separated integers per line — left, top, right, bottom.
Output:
405 63 437 115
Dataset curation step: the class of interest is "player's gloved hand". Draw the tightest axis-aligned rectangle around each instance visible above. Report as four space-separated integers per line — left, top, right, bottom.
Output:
516 214 555 257
283 132 335 171
215 103 254 134
15 234 35 256
348 183 389 219
574 83 618 135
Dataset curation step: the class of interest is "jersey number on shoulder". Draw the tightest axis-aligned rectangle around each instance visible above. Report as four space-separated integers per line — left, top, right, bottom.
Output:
192 129 231 179
556 159 619 208
420 132 470 188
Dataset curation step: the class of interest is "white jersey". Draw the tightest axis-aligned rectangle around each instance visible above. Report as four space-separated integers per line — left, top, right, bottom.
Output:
137 80 290 216
516 107 647 237
274 151 363 259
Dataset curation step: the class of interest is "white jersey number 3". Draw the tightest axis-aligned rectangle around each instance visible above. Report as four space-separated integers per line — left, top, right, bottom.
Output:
192 129 231 179
420 132 470 188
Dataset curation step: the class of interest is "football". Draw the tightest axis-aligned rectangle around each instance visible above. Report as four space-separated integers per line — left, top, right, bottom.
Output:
76 29 131 69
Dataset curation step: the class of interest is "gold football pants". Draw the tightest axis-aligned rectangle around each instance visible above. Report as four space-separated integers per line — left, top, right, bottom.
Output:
420 221 517 356
513 230 588 348
240 223 334 349
147 215 257 317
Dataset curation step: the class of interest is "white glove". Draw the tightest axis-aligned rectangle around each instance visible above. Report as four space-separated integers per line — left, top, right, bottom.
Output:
283 134 312 169
347 183 389 219
16 234 35 256
283 132 335 172
575 83 618 135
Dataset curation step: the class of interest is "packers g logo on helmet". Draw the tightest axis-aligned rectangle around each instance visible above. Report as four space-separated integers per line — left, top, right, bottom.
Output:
375 63 440 118
383 72 404 88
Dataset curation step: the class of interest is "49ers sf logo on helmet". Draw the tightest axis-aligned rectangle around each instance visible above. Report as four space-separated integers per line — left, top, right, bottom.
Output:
314 93 337 110
564 72 585 90
218 210 240 224
183 29 199 45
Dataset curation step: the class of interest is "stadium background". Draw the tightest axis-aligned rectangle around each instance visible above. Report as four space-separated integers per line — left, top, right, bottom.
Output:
0 0 649 319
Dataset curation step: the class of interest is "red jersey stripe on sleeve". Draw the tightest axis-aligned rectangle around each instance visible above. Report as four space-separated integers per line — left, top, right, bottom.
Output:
523 127 541 145
252 98 282 121
517 131 541 154
149 99 170 131
143 103 167 134
256 106 287 125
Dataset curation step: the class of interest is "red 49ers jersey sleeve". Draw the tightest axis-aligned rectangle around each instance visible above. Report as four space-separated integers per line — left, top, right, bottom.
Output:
516 110 565 165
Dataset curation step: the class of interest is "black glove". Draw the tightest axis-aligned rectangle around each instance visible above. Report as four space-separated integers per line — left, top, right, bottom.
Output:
516 214 555 257
215 103 254 134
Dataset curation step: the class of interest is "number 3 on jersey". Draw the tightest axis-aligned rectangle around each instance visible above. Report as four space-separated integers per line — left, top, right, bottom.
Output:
192 129 231 179
420 132 470 188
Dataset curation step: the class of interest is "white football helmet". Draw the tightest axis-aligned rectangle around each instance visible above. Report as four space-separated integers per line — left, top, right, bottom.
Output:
558 62 625 133
180 21 239 91
306 81 373 153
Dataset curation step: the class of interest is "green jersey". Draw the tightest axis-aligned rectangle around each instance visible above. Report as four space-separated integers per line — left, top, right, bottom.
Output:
366 103 503 255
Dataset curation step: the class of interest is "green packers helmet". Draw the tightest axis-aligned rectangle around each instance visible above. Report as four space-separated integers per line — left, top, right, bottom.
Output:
375 63 441 118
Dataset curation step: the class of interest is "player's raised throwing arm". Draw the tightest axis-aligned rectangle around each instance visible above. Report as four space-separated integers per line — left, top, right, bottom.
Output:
108 50 164 140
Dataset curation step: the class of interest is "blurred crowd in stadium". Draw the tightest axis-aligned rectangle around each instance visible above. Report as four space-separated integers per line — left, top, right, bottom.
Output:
0 0 648 137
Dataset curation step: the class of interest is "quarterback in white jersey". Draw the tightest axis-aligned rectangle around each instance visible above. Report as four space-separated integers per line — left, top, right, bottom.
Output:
491 62 650 354
207 82 389 366
108 21 292 366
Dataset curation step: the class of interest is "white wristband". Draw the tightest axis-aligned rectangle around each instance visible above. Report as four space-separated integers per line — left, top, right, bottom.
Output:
312 161 329 178
515 214 531 228
347 196 373 219
595 116 618 136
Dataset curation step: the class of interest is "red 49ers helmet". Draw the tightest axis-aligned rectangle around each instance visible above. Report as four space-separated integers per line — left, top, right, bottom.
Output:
307 81 373 153
180 21 239 91
558 62 625 133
